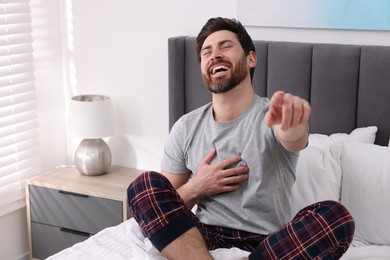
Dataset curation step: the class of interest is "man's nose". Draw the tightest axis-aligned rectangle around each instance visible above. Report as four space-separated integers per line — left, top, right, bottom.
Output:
210 48 223 61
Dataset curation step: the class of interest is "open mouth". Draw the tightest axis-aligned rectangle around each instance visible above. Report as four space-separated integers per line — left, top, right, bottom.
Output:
211 65 230 75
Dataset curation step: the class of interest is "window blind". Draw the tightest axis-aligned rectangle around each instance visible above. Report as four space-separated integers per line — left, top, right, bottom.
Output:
0 0 41 217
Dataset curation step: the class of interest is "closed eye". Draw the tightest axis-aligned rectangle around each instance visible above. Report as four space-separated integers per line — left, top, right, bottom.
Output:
221 43 232 50
201 50 211 57
201 46 212 58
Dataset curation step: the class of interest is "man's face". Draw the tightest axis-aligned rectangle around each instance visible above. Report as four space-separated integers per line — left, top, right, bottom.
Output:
200 30 250 94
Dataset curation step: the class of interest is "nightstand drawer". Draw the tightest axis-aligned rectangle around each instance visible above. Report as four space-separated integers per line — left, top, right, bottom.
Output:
30 185 122 234
31 222 90 259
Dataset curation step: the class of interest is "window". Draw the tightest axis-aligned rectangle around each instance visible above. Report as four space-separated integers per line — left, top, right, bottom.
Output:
0 0 41 217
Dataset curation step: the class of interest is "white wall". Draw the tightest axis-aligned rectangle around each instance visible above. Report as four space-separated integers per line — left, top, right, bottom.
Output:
65 0 390 171
32 0 68 171
3 0 390 259
64 0 239 171
0 209 29 260
67 1 390 173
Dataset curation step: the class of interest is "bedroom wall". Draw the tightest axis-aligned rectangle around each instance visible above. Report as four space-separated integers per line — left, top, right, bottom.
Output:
62 0 241 171
62 0 390 173
2 0 390 259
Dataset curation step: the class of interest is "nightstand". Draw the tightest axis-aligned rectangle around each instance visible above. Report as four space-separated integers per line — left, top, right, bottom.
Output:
25 165 143 260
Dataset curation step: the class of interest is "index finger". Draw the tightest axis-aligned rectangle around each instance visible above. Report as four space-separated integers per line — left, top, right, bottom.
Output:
265 91 285 127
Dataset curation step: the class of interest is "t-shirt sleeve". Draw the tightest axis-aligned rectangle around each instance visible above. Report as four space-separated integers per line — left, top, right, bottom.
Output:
161 118 190 174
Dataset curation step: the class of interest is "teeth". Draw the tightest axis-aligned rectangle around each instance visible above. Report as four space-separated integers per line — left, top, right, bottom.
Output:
212 65 229 75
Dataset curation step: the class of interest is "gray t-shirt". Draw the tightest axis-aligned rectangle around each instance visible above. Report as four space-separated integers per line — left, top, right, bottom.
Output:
161 95 299 235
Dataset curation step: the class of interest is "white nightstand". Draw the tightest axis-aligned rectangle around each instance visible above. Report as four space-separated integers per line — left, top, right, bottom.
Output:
25 165 143 260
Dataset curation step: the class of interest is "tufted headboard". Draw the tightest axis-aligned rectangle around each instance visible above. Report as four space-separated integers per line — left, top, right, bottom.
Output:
168 37 390 146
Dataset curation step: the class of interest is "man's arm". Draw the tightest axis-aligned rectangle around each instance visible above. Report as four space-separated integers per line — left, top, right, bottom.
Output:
160 170 197 209
161 149 249 209
264 91 311 152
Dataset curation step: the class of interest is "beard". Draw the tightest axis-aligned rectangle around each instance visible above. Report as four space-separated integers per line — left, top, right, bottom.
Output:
202 54 248 94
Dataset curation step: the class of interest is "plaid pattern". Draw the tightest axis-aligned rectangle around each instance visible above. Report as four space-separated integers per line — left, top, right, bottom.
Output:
251 201 355 259
128 171 354 259
127 171 192 238
198 223 267 252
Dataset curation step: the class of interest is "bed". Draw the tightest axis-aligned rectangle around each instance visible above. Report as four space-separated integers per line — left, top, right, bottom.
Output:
47 37 390 259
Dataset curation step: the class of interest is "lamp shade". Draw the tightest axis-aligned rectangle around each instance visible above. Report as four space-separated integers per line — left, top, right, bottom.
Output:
68 95 115 138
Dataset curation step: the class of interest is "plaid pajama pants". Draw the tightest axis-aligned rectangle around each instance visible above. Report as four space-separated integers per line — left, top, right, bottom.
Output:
128 171 355 259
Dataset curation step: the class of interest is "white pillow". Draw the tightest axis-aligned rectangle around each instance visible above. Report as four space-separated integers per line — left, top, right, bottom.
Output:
290 126 378 216
340 142 390 246
290 142 343 216
308 126 377 149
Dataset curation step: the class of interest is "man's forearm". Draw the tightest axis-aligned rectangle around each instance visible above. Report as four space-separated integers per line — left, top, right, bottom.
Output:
275 123 309 152
177 181 201 209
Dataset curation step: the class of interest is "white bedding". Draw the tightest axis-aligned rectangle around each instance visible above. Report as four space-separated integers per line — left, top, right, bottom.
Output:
48 218 390 260
48 132 390 259
47 218 250 260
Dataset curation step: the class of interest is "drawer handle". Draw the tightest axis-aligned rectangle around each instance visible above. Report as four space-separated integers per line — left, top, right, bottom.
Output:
59 190 89 198
60 228 91 237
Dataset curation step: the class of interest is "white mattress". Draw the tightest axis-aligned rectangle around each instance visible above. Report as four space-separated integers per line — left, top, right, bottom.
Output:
47 218 390 260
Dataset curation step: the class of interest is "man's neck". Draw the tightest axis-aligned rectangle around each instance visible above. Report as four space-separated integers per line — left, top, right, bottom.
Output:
212 80 255 122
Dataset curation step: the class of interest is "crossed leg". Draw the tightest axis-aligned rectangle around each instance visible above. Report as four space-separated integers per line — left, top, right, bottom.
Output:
128 171 354 260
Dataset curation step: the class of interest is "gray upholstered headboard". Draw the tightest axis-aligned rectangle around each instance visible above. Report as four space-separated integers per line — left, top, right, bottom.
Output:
168 36 390 146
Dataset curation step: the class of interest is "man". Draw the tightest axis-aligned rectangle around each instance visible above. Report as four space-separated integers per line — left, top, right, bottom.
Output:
128 17 354 259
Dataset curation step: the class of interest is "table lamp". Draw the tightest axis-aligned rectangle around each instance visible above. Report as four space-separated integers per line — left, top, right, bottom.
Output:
68 95 115 176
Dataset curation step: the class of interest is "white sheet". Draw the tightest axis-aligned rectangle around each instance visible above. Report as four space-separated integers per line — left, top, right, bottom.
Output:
342 245 390 260
47 218 250 260
47 218 390 260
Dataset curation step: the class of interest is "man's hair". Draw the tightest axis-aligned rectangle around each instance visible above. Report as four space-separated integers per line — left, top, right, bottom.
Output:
196 17 256 79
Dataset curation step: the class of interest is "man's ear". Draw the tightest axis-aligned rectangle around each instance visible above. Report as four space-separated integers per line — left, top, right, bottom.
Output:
247 51 257 68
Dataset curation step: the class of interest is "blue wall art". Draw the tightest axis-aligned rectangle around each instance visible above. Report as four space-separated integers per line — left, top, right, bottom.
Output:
238 0 390 30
